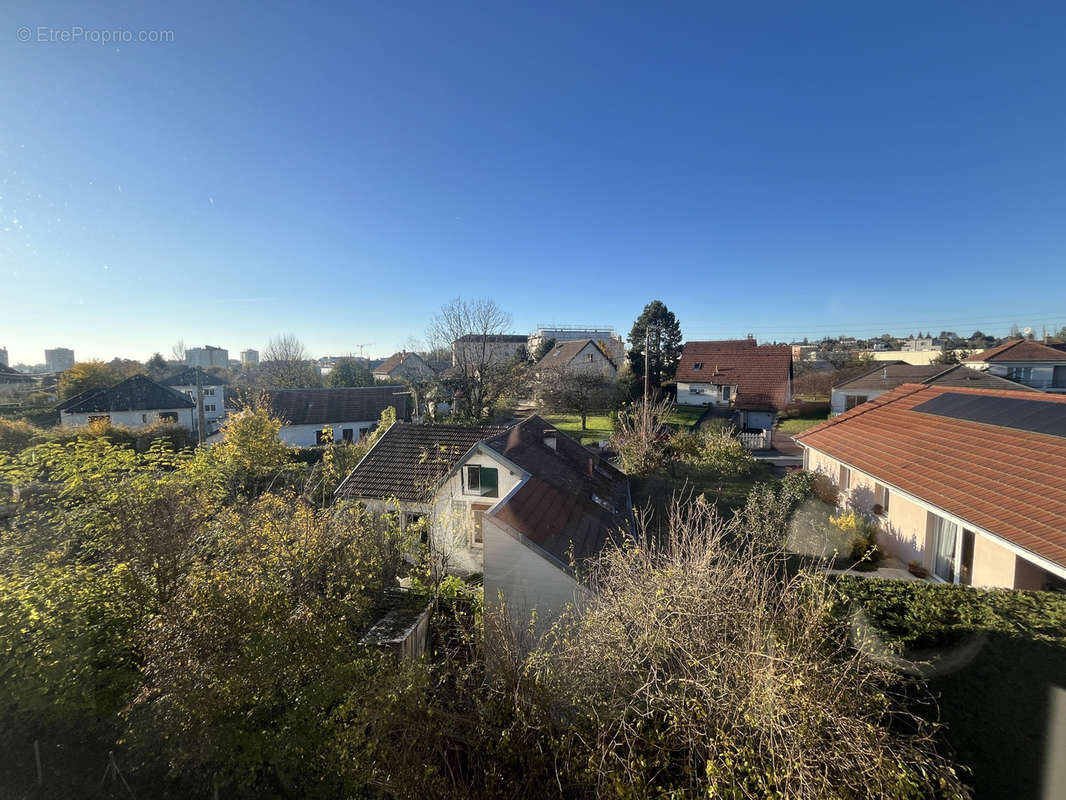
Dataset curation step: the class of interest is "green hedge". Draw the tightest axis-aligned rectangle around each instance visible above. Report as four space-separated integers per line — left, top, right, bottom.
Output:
836 577 1066 800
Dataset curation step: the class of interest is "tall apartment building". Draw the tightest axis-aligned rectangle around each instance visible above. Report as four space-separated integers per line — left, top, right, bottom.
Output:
45 347 75 372
240 349 259 365
0 347 8 368
185 345 229 368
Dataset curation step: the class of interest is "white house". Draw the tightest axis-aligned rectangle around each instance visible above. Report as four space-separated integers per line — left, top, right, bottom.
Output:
536 338 617 379
335 416 633 634
262 386 410 446
162 367 229 427
829 362 1035 415
963 339 1066 393
57 374 195 430
452 334 528 367
675 339 792 433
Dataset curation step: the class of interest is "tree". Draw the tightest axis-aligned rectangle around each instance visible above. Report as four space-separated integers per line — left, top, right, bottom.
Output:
427 297 514 420
627 300 682 389
532 337 556 362
146 352 170 380
536 368 614 431
170 339 187 364
1054 325 1066 341
327 358 374 387
58 360 118 399
260 333 321 388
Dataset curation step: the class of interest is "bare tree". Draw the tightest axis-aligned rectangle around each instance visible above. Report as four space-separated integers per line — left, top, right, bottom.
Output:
536 367 614 431
427 298 514 419
170 339 187 364
259 333 320 388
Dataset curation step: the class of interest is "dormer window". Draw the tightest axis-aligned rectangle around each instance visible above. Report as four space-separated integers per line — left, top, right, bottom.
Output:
693 362 704 370
543 432 557 451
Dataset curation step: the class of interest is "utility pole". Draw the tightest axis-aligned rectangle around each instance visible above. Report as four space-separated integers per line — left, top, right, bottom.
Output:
196 368 206 445
643 324 657 405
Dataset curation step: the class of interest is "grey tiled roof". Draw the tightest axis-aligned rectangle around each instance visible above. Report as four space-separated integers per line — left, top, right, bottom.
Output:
263 387 410 427
163 367 229 387
57 374 195 413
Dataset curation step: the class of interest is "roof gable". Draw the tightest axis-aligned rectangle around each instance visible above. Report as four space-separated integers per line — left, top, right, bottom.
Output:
536 338 616 369
373 351 429 376
964 339 1066 363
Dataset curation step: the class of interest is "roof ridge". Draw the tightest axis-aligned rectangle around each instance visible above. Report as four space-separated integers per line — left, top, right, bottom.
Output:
796 383 931 440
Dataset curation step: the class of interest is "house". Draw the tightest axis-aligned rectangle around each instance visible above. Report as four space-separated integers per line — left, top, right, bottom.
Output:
963 339 1066 392
57 374 195 429
335 415 632 631
373 351 437 383
261 386 410 446
675 339 793 432
162 367 228 427
536 339 617 379
795 384 1066 591
529 327 626 365
830 362 1035 415
901 337 941 352
452 334 528 366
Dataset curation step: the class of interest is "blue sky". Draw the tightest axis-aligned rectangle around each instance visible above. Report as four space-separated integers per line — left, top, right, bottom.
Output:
3 1 1065 364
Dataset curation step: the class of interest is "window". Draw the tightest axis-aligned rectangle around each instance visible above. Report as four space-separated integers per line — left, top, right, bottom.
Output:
693 362 704 370
205 404 216 412
141 413 148 423
929 514 959 583
342 428 354 443
585 353 594 362
464 465 499 498
315 429 331 445
1054 365 1066 388
690 386 704 394
838 464 851 490
159 412 178 423
405 512 428 544
845 394 869 411
874 483 890 514
958 529 975 586
721 386 731 402
1007 366 1032 383
88 414 111 425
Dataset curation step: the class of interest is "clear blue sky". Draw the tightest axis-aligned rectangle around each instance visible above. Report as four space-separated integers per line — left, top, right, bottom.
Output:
3 0 1065 364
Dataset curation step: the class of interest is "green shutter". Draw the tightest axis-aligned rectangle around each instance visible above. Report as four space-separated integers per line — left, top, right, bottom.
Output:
480 467 498 497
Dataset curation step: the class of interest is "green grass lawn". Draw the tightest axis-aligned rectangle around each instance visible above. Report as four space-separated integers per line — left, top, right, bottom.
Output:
541 413 614 445
663 404 705 429
777 413 829 434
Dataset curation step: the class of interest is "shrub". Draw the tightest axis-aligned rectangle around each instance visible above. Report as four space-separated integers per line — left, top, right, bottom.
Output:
0 419 40 454
668 423 755 476
831 509 882 568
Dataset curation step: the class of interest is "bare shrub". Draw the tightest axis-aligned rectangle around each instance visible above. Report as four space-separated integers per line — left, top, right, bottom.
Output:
500 500 969 798
610 396 673 475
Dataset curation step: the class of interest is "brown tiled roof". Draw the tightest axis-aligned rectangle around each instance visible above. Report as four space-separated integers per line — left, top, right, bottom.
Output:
796 384 1066 570
263 387 409 427
373 351 427 376
57 374 195 413
676 340 792 411
483 416 630 565
536 339 616 370
335 422 511 502
924 364 1038 391
964 339 1066 363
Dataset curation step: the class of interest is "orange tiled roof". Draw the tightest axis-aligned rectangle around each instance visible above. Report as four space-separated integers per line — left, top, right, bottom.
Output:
796 384 1066 569
676 340 792 411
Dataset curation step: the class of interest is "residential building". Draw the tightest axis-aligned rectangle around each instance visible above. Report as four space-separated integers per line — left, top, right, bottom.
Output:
335 415 632 632
963 339 1066 392
529 327 626 365
452 334 528 366
45 348 75 372
0 347 7 368
675 339 792 433
261 386 410 446
536 338 617 379
162 367 229 427
240 349 259 366
185 345 229 368
830 362 1035 415
373 351 437 383
901 337 941 352
796 384 1066 591
57 374 195 429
